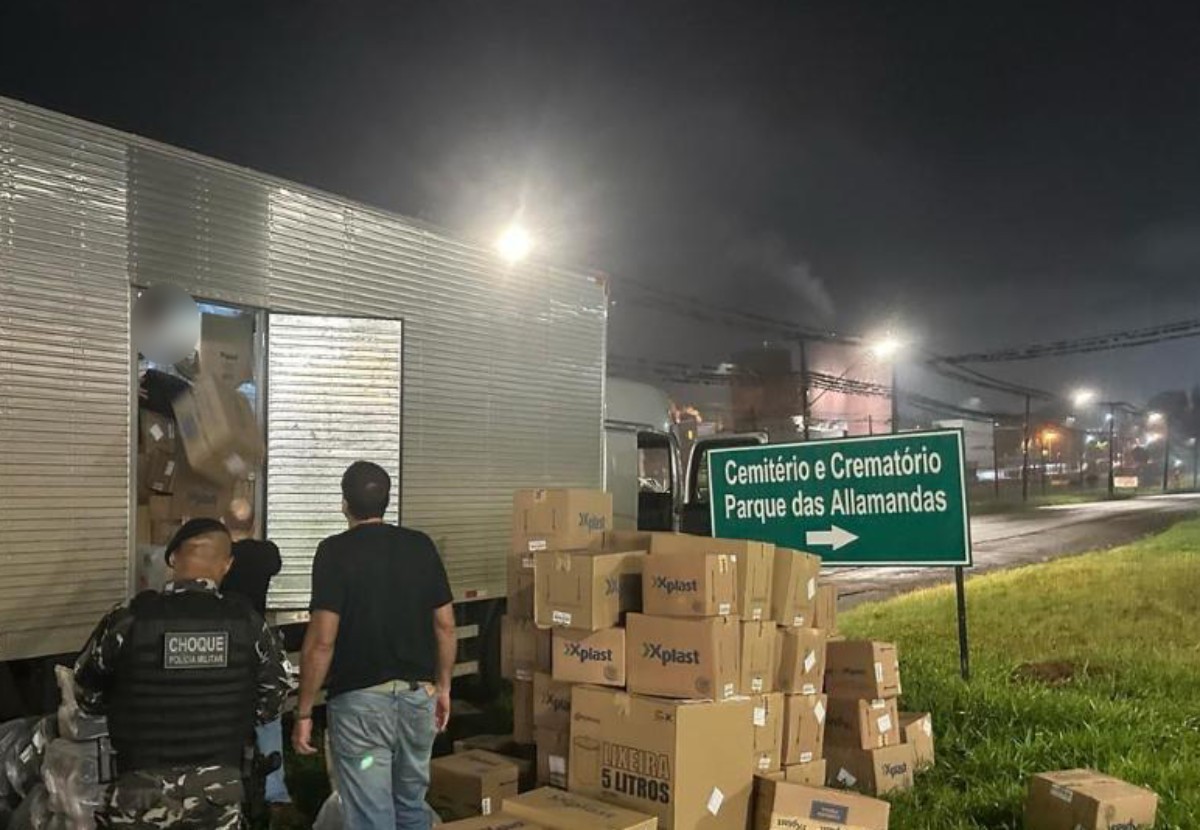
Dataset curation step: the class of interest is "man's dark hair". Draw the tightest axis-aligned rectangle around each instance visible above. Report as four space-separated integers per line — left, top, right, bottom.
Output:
342 461 391 520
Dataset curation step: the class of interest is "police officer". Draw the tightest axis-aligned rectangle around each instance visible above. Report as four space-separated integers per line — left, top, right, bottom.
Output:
75 518 295 829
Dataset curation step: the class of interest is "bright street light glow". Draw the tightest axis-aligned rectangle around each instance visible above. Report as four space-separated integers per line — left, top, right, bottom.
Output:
1145 432 1161 444
1072 389 1096 408
496 225 533 264
869 334 904 360
1147 411 1164 425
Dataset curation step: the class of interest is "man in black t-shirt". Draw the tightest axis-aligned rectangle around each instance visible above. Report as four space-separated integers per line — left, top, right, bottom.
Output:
293 461 455 830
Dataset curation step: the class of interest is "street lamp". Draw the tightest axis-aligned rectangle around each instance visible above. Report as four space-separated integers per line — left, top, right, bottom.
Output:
496 224 533 264
1072 389 1097 409
868 333 906 434
1147 411 1164 426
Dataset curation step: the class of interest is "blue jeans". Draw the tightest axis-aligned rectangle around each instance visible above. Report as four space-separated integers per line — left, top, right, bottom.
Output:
256 718 292 804
328 684 438 830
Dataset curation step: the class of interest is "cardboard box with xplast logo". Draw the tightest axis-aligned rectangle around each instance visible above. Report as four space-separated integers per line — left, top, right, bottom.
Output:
569 686 753 830
824 642 901 700
535 549 645 631
642 552 737 617
553 628 626 686
648 534 775 622
825 743 915 796
533 672 573 731
513 489 613 554
1023 769 1158 830
502 786 657 830
823 698 900 751
625 613 740 701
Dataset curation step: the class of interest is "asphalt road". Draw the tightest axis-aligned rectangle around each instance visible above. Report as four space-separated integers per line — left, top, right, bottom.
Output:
828 492 1200 608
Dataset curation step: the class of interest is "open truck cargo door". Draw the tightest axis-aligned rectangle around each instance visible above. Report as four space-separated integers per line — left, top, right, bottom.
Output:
681 433 768 535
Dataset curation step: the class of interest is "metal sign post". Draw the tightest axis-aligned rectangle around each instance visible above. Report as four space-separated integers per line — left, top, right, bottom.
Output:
709 428 973 679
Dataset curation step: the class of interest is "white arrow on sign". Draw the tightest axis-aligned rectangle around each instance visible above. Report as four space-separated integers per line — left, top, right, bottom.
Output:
805 525 859 551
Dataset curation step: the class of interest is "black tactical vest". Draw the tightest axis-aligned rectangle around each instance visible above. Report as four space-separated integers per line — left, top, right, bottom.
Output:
108 588 259 772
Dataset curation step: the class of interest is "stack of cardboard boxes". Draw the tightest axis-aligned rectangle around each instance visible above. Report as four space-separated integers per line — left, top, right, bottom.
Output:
451 487 948 830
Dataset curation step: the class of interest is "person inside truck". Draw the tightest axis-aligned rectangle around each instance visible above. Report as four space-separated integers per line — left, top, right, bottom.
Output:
221 498 298 825
74 518 294 830
293 460 456 830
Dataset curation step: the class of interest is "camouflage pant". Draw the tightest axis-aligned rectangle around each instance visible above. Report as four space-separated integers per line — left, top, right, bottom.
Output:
97 766 245 829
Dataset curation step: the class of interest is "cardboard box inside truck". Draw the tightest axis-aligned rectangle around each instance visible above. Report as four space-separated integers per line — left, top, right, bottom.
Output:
552 627 626 687
534 549 645 630
641 551 737 618
739 621 778 695
1024 769 1158 830
513 680 535 745
502 787 657 830
199 311 255 389
751 693 785 774
776 628 827 696
138 410 178 499
898 712 934 771
513 489 613 554
782 694 827 767
569 686 753 830
825 743 915 797
824 698 900 751
752 778 889 830
429 750 521 820
170 455 234 521
439 815 543 830
771 549 821 628
625 613 740 701
824 641 901 700
173 373 264 485
503 616 553 683
647 534 774 622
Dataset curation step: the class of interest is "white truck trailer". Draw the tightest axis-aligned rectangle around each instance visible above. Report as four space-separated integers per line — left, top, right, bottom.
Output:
0 96 693 711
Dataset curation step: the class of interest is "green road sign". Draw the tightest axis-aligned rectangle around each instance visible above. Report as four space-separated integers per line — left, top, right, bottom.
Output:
708 429 972 567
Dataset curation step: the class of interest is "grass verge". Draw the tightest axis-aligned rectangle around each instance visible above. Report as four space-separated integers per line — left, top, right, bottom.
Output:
840 517 1200 828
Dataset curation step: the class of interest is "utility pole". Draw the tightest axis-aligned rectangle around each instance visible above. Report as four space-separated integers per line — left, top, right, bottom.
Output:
1107 403 1116 498
798 338 811 441
1021 394 1031 502
868 414 874 435
1193 437 1198 491
1162 418 1171 493
992 422 1000 498
891 361 899 434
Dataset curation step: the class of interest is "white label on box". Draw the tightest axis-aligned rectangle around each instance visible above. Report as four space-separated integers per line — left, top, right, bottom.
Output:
870 699 886 710
878 714 893 734
529 539 548 552
875 662 884 682
723 682 736 699
718 602 732 616
549 755 567 775
807 578 817 600
752 608 763 621
803 651 817 674
164 459 176 476
516 669 532 682
19 746 32 764
149 423 164 442
801 683 817 695
813 701 826 725
836 768 857 787
552 611 572 626
751 677 764 693
757 755 770 771
1050 785 1074 804
753 707 767 727
706 788 725 816
923 718 933 737
792 615 804 627
800 751 814 764
521 556 535 570
482 797 493 816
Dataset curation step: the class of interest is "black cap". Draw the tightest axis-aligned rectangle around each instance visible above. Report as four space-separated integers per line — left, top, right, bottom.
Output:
164 518 230 564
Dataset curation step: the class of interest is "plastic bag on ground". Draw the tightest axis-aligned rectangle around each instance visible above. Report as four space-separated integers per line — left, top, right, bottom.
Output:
7 784 51 830
41 740 102 826
5 717 56 800
0 719 37 802
53 669 105 743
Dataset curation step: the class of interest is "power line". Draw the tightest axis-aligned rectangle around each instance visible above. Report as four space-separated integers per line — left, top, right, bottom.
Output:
942 317 1200 364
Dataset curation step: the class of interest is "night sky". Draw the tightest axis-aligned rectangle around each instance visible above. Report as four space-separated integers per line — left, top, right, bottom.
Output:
3 2 1199 414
